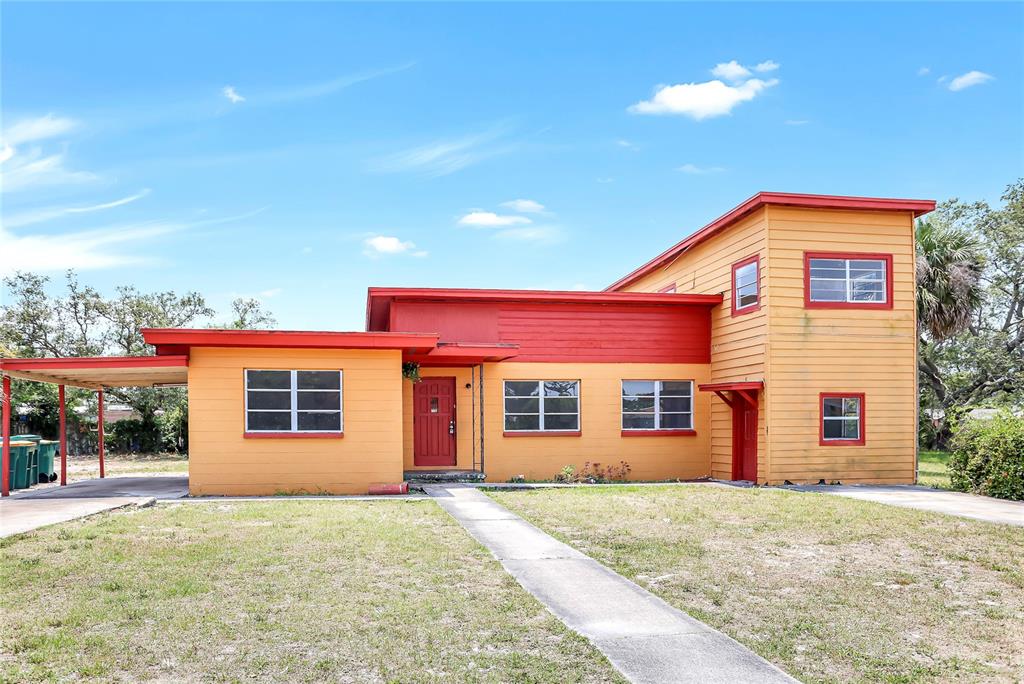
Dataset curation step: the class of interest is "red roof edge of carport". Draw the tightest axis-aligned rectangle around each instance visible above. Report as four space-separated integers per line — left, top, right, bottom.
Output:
141 328 440 354
0 355 189 371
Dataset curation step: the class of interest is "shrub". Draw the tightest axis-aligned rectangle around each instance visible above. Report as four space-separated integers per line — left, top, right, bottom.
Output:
553 461 632 484
948 411 1024 501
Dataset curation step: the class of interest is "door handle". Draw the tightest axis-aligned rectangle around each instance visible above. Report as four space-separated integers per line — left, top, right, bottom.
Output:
449 419 455 435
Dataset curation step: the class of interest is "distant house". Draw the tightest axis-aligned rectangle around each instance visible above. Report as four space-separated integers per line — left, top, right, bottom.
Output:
1 192 934 496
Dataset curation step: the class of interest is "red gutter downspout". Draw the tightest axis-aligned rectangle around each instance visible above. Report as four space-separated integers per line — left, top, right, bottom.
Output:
98 387 105 479
2 375 11 497
59 385 67 486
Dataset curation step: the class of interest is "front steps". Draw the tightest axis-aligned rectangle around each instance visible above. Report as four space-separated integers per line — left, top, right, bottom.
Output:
404 470 486 484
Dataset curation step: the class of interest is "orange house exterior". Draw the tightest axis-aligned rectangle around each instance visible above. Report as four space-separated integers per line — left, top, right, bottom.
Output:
0 192 936 497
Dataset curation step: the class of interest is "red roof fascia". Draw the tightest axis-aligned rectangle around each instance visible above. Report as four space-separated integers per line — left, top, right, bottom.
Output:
141 328 440 353
605 192 936 292
697 381 764 392
365 288 723 331
0 355 189 371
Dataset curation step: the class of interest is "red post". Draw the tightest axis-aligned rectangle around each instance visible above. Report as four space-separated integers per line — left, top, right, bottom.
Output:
2 375 11 497
59 384 67 486
98 387 105 479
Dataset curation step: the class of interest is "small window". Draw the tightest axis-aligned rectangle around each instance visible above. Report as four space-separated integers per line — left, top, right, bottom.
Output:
622 380 693 430
245 369 343 433
504 380 580 432
658 283 677 294
731 255 760 315
820 393 864 445
805 252 892 309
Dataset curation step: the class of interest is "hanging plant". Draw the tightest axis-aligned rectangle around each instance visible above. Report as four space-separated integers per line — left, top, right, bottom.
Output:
402 362 422 383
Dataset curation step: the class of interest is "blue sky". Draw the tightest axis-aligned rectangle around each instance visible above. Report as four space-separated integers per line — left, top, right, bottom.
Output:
2 2 1021 330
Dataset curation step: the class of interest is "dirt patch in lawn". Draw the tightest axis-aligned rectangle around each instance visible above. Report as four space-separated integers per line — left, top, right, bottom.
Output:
0 500 622 683
490 484 1024 684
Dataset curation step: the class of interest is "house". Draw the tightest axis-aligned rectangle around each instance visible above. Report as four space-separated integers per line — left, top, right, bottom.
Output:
0 192 935 496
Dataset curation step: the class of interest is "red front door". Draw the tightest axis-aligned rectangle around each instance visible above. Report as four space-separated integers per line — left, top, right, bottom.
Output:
732 393 758 481
413 377 456 467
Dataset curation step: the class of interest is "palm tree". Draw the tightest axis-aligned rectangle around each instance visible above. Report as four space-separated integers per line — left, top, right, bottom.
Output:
916 219 984 341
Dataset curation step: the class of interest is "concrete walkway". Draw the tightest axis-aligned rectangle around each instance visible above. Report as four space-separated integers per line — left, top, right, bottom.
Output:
790 484 1023 526
426 484 795 684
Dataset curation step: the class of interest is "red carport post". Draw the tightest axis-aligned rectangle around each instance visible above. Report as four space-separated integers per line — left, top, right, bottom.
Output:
59 384 67 486
2 374 11 497
98 387 105 479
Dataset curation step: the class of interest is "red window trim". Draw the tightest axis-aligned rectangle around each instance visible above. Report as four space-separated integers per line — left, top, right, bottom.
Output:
819 392 865 446
658 283 677 293
244 432 344 439
804 252 894 310
730 254 761 317
503 431 582 438
621 429 696 437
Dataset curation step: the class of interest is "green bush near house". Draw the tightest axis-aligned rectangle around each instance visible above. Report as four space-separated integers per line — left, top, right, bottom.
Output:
949 411 1024 501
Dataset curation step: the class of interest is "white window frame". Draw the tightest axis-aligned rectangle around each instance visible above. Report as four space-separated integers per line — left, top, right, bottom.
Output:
808 257 888 304
244 369 343 433
734 261 759 310
503 380 580 432
821 396 861 441
621 380 694 431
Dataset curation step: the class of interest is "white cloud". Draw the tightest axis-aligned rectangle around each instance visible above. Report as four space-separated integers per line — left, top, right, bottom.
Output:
3 189 151 228
0 114 78 147
677 163 725 175
0 148 98 193
711 60 752 82
500 199 545 214
755 60 780 73
493 226 564 245
615 139 639 151
630 77 779 120
259 288 282 298
371 126 511 177
947 70 993 92
222 86 246 104
362 235 427 257
265 62 415 104
917 67 931 76
784 119 810 126
458 211 532 227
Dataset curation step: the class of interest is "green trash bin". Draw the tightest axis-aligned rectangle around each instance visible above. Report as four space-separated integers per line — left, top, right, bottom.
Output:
7 441 33 490
14 434 42 442
38 440 59 483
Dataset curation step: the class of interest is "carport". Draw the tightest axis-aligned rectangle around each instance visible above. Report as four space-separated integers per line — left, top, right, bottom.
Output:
0 355 188 496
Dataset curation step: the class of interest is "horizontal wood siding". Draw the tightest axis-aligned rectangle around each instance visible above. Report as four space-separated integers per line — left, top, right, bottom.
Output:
188 347 403 495
391 301 711 363
766 206 917 484
480 362 712 483
619 209 769 480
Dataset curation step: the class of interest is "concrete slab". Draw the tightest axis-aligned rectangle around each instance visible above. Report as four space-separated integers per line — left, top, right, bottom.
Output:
0 497 152 538
789 484 1023 526
13 476 189 500
427 484 796 683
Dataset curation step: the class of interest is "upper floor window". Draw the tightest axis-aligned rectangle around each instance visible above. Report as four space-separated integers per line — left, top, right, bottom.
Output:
820 393 865 446
658 283 677 293
504 380 580 432
245 369 343 433
804 252 893 309
622 380 693 431
731 255 760 315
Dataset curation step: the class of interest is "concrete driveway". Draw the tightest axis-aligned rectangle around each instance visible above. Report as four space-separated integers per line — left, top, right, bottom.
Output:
1 476 187 538
790 484 1024 526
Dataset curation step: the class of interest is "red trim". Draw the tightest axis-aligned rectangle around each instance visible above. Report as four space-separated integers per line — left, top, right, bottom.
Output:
621 429 696 437
698 381 764 392
730 254 761 317
606 192 934 291
503 431 582 437
804 252 894 310
658 284 677 293
1 375 10 497
0 355 188 371
142 329 439 353
243 432 344 439
59 385 66 486
819 392 866 446
97 387 105 479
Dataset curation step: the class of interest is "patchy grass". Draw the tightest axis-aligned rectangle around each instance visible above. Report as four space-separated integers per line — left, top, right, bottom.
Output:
919 450 952 490
489 485 1024 684
0 501 622 683
67 453 189 480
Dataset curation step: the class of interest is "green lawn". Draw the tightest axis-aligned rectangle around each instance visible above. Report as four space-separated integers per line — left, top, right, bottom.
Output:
489 485 1024 684
918 450 953 490
0 501 622 683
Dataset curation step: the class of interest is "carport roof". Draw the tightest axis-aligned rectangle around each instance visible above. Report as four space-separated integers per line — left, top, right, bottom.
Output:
0 355 188 389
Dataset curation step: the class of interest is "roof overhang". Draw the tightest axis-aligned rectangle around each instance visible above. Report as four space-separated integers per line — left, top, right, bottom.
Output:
698 381 764 392
606 192 936 291
0 356 189 389
142 328 440 356
405 342 521 367
366 287 723 331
